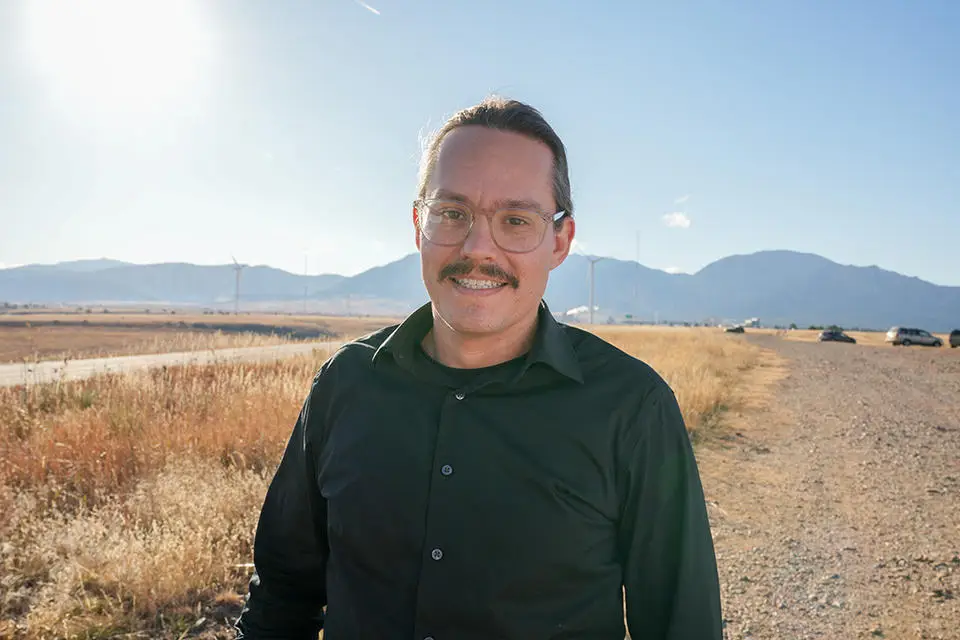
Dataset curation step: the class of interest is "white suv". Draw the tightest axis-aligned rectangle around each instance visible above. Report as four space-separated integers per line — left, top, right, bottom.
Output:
885 326 942 347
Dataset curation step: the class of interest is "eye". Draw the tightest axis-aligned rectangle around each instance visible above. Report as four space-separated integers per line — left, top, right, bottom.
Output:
439 207 467 221
429 202 469 222
500 210 539 227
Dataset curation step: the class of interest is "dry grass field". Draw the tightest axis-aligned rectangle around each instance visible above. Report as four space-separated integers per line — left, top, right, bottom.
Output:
0 314 401 363
0 312 401 331
0 325 772 638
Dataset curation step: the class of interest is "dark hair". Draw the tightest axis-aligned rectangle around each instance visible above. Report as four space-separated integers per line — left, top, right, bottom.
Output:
417 96 574 223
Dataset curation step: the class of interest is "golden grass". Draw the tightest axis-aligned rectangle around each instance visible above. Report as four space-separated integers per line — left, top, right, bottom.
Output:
0 327 305 364
0 312 401 330
0 356 320 639
0 315 402 363
0 325 769 638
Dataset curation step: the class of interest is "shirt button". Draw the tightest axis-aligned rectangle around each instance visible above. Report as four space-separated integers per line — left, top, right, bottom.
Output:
454 391 465 400
431 548 443 561
441 464 453 476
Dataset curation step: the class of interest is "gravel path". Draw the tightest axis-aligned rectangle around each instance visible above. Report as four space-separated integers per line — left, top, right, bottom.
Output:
701 337 960 639
0 341 339 388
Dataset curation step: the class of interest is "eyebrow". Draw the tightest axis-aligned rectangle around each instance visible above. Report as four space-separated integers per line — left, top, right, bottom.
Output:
430 189 549 212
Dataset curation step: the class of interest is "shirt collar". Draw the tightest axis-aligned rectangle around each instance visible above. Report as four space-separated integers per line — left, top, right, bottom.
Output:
371 302 433 370
372 300 584 384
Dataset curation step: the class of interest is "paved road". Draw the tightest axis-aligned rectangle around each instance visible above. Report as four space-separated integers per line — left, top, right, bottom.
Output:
0 341 340 387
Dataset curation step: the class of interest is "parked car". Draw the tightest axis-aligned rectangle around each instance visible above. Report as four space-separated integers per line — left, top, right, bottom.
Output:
818 329 856 344
885 326 942 347
950 329 960 348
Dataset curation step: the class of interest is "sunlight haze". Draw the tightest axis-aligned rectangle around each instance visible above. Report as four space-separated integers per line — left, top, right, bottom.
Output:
1 0 957 283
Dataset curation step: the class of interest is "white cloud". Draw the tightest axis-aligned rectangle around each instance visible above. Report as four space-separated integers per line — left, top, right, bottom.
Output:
663 266 684 274
354 0 381 15
674 194 691 205
662 212 691 229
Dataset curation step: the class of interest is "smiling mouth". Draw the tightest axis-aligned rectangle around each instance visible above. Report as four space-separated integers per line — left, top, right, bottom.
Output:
451 278 508 290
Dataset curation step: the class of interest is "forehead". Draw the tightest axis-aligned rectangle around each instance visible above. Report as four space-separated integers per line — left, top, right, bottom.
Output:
427 126 555 209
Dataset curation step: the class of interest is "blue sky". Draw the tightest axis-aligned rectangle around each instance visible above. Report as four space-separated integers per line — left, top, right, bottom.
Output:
1 0 957 284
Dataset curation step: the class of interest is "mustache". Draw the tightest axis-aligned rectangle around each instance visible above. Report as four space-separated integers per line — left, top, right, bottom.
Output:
439 259 519 289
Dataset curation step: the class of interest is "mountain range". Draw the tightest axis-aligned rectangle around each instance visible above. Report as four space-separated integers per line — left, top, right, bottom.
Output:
2 251 959 331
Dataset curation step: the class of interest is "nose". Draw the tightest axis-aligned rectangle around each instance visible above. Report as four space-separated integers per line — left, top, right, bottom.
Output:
460 213 499 261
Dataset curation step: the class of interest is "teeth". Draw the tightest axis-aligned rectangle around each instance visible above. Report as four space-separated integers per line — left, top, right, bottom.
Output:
454 278 506 290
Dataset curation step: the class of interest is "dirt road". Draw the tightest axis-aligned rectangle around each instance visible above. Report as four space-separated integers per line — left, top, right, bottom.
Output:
704 337 960 639
0 341 340 388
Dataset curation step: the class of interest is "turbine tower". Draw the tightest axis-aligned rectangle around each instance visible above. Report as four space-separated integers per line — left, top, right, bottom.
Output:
587 255 605 325
303 252 309 315
231 255 246 315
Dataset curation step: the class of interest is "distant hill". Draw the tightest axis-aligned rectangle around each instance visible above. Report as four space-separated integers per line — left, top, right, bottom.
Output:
548 251 960 331
2 251 959 331
11 258 134 273
0 262 345 306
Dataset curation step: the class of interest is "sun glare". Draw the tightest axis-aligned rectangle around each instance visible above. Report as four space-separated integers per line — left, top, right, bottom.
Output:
22 0 214 116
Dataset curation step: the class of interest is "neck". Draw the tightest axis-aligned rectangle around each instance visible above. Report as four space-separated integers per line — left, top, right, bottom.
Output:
423 308 539 369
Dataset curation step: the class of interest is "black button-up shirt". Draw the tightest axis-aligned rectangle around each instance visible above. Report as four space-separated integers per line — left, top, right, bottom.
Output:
235 301 722 639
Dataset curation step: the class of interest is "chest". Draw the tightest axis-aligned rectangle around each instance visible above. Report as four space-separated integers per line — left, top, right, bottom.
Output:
315 378 624 568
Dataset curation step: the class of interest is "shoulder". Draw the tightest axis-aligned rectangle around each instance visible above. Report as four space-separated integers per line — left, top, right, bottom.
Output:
562 323 673 398
301 323 400 427
312 323 399 382
559 324 688 447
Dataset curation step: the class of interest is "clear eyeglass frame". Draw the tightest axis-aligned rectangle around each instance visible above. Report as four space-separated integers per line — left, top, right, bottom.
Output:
414 198 568 254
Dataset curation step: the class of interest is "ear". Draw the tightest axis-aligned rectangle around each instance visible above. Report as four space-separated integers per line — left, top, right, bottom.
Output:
550 216 575 270
413 204 422 251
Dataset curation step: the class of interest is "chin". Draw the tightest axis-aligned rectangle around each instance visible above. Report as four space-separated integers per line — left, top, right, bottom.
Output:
434 292 519 336
439 302 509 335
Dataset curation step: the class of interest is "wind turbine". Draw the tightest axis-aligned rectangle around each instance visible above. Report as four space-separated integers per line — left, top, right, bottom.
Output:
572 241 606 325
635 230 640 319
586 255 605 325
231 255 246 315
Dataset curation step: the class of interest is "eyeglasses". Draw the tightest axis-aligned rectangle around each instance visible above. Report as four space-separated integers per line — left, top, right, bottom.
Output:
415 198 568 254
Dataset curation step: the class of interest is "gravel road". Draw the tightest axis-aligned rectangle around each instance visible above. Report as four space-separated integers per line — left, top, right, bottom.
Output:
702 337 960 639
0 341 339 388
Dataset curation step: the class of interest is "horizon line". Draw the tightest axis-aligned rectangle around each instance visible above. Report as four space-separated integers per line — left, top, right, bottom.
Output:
2 250 956 288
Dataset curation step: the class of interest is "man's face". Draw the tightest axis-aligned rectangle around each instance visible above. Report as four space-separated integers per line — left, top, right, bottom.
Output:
414 125 575 339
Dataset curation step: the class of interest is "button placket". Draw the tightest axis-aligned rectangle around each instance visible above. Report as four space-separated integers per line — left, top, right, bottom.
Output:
414 387 465 633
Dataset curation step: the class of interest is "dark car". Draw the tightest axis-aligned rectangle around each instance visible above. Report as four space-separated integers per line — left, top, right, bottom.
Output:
950 329 960 348
818 329 856 344
724 325 745 334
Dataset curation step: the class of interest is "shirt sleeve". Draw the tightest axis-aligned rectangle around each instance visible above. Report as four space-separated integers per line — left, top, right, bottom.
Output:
234 378 329 640
618 383 723 640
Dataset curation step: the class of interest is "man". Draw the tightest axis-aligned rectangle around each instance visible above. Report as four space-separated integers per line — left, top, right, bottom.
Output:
235 96 723 639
